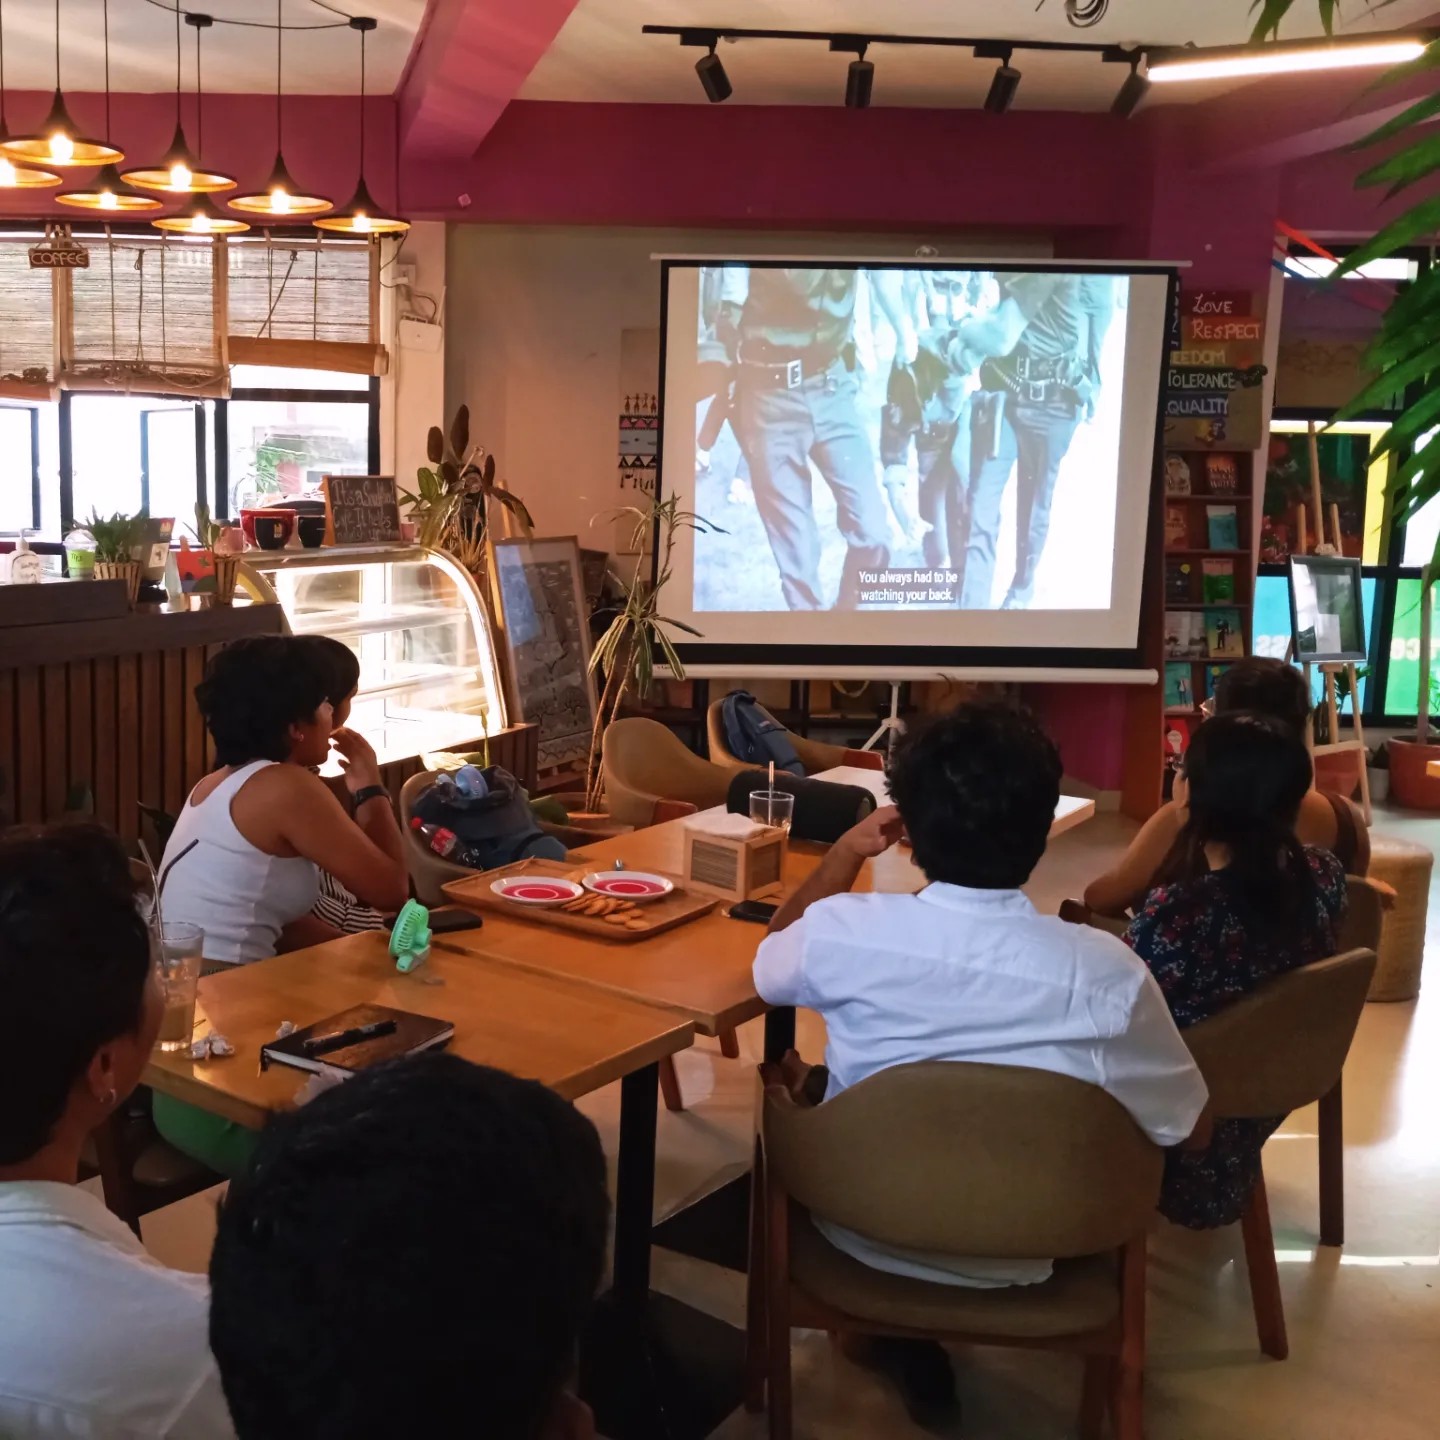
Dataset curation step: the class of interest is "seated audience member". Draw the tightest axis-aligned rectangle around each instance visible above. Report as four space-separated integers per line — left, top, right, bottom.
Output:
0 824 233 1439
154 635 409 1177
1125 713 1347 1229
752 702 1208 1420
1085 656 1367 916
300 635 388 935
209 1054 606 1440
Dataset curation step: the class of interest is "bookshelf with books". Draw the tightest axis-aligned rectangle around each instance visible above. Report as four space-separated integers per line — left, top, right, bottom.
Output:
1161 449 1254 736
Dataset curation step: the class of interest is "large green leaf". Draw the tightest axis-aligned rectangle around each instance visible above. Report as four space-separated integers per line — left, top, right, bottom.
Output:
426 425 444 465
655 614 702 636
1334 336 1440 420
449 405 470 459
1366 386 1440 464
1356 130 1440 200
1250 0 1305 41
1365 35 1440 94
1334 196 1440 280
1347 88 1440 154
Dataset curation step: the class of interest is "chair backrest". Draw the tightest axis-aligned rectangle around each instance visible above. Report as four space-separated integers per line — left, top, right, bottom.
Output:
706 700 739 766
1338 875 1383 954
398 771 466 907
603 716 752 828
764 1061 1162 1260
1182 948 1376 1119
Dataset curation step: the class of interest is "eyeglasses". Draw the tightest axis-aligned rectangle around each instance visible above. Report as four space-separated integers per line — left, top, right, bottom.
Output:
1199 696 1216 718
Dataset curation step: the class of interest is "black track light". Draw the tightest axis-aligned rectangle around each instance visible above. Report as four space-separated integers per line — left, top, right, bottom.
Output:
696 44 731 102
1111 59 1150 118
845 48 873 109
984 61 1020 113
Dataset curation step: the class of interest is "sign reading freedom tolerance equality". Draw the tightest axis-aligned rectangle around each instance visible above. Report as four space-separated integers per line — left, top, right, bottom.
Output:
1162 291 1266 448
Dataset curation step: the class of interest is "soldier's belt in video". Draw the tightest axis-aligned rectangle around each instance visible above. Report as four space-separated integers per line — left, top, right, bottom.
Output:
980 355 1082 406
737 341 843 389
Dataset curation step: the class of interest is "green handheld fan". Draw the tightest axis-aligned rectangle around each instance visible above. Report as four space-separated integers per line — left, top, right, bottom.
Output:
389 900 433 973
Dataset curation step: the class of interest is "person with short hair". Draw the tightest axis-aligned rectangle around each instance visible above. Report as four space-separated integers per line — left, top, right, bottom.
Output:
0 824 234 1439
297 635 389 935
753 701 1207 1421
1125 713 1348 1228
208 1054 607 1440
154 634 409 1177
1084 655 1368 917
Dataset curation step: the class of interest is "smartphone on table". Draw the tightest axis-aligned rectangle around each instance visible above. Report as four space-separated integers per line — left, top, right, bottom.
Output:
728 900 777 925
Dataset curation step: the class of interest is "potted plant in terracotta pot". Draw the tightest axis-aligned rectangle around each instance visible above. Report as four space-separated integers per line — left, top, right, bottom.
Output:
82 508 148 608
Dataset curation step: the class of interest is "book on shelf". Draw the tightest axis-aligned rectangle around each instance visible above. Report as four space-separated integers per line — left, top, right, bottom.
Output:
1201 558 1236 603
1204 454 1240 495
1164 662 1195 712
1206 504 1240 550
1165 611 1206 659
1165 559 1193 604
1164 454 1193 496
1203 663 1231 701
1205 608 1245 658
1162 715 1193 799
1165 505 1189 550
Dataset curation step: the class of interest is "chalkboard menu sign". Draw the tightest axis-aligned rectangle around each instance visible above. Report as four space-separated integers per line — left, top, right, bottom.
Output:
323 475 402 546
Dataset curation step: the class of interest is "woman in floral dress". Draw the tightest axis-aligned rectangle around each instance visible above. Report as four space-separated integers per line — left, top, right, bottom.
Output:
1126 712 1348 1227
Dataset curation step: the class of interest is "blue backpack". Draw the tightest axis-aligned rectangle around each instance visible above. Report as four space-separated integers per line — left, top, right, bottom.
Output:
721 689 805 776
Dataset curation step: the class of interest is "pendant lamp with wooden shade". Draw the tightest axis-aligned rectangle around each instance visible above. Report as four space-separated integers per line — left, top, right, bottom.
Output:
57 0 161 212
0 0 60 188
230 0 331 218
153 18 246 235
121 7 235 194
314 16 408 235
0 0 123 169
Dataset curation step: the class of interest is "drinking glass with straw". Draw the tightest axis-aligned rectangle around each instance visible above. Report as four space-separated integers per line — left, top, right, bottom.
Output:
138 840 204 1053
749 760 795 834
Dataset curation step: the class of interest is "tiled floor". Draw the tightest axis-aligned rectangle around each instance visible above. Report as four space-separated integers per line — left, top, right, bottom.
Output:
138 804 1440 1439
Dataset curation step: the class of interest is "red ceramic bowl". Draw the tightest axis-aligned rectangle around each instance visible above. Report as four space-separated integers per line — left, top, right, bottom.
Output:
242 508 297 550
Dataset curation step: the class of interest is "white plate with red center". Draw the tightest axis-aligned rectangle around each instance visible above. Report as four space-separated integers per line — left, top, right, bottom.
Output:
581 871 674 903
490 877 586 906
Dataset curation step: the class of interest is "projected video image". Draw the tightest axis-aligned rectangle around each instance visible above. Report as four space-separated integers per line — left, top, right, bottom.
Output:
690 265 1129 614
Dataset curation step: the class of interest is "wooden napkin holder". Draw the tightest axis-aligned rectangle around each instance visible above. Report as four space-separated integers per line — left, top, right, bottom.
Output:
684 824 786 904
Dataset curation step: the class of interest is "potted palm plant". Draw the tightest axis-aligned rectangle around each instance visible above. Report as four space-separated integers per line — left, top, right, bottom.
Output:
82 508 148 608
583 495 720 814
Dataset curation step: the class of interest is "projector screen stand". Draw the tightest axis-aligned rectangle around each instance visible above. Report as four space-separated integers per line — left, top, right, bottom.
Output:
862 681 905 755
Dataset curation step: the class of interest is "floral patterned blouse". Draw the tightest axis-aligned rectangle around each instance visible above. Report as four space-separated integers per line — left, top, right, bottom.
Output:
1125 846 1348 1229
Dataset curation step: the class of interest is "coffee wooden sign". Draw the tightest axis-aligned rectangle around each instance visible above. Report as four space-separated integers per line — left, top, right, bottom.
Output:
322 474 402 547
29 243 89 269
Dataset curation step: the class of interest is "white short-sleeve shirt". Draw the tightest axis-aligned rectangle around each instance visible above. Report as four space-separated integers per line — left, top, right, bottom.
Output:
0 1181 234 1438
753 883 1208 1288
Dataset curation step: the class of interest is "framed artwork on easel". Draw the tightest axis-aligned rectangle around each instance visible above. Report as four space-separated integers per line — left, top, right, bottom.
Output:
1288 555 1367 663
491 536 599 775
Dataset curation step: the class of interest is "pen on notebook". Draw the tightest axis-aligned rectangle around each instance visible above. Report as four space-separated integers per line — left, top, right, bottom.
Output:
302 1019 397 1056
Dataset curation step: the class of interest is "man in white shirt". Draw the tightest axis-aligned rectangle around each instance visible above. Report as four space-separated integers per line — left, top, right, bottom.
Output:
753 702 1207 1422
0 824 233 1439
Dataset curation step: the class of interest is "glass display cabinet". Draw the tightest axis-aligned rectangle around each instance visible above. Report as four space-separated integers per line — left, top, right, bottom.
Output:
238 545 507 767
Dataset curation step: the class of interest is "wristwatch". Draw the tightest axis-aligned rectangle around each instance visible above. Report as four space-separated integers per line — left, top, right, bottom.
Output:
351 784 390 810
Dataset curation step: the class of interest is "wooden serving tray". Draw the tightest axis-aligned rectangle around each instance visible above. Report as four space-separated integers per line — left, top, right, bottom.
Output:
442 858 718 943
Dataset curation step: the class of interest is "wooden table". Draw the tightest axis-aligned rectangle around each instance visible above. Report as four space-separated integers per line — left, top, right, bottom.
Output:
143 930 707 1440
144 930 695 1130
436 765 1097 1043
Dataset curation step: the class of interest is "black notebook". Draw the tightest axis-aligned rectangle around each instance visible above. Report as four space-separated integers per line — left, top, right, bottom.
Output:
260 1004 454 1078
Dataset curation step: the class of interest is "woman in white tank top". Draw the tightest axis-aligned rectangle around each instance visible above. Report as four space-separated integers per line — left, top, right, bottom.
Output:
154 636 410 1174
